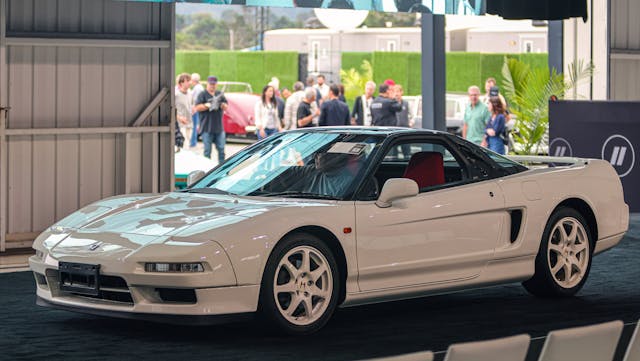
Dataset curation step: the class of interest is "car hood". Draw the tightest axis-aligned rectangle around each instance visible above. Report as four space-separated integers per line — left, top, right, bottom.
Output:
42 192 306 257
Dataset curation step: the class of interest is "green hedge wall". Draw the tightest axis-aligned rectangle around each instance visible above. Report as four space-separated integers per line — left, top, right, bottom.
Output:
446 52 482 92
341 52 372 74
175 51 210 80
175 51 298 94
175 51 547 98
341 52 548 95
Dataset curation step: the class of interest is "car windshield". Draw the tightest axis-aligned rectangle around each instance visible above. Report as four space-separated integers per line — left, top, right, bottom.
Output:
189 131 384 200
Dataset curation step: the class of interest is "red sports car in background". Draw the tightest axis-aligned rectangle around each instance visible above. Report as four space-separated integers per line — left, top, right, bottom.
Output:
219 81 259 139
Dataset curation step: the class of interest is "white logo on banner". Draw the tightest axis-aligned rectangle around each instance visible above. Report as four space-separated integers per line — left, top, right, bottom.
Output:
601 134 635 178
550 138 573 157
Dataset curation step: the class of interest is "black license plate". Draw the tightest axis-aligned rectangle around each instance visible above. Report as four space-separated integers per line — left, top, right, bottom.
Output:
59 262 101 296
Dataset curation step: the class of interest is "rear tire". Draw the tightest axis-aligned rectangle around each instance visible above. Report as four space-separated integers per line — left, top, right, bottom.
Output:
259 232 340 335
523 207 593 297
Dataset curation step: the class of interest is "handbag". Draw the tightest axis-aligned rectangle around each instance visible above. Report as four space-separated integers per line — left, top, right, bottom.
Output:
499 128 509 145
175 120 185 148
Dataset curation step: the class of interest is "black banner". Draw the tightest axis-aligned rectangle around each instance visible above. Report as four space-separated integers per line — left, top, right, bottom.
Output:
550 100 639 212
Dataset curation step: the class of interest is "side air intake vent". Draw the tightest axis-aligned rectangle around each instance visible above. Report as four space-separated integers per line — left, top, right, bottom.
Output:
509 209 523 243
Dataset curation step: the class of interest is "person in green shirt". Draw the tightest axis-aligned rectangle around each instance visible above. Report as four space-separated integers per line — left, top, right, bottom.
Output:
463 85 491 145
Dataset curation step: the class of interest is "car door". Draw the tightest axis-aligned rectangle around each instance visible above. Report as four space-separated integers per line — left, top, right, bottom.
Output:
355 137 507 291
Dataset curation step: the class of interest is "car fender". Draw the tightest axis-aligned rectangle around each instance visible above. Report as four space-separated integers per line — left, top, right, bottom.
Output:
210 202 356 288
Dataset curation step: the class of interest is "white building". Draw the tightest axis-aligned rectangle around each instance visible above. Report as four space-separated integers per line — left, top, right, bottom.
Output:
264 15 548 81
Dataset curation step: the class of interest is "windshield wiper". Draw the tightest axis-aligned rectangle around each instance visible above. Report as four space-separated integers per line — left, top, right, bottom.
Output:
181 187 234 195
262 191 341 200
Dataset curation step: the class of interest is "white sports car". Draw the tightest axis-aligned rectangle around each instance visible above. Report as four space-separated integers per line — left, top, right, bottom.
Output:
29 127 629 335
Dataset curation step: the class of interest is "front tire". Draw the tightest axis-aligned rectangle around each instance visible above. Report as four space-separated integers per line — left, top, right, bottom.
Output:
523 207 593 297
259 233 340 335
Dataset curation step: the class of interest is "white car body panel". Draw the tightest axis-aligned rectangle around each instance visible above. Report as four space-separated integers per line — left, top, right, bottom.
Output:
355 180 505 291
29 129 629 322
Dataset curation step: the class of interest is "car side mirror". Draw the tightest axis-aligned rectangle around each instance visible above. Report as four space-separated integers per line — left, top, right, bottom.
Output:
187 170 205 187
376 178 419 208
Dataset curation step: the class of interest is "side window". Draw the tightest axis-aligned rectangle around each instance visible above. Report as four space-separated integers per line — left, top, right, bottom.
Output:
377 141 467 193
478 147 528 175
456 144 495 180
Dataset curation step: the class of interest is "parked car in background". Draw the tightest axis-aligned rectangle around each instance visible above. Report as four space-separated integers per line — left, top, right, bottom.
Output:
218 81 259 139
403 94 468 136
174 149 216 189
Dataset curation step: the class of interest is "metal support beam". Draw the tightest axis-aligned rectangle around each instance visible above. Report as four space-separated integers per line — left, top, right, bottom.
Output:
610 49 640 60
130 87 170 126
4 126 170 136
421 14 446 132
0 0 7 252
548 20 563 73
170 2 176 190
5 37 170 48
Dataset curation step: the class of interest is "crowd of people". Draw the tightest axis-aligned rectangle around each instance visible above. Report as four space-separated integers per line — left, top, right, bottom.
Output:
174 72 511 164
252 75 414 139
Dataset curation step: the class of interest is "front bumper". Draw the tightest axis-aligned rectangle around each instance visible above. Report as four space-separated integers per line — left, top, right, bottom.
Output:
30 255 260 321
35 296 254 325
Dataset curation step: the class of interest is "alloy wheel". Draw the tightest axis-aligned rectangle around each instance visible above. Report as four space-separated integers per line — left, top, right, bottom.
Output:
273 245 333 326
547 217 590 289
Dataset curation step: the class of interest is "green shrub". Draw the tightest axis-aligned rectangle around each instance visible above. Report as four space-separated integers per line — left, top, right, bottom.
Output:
342 52 372 75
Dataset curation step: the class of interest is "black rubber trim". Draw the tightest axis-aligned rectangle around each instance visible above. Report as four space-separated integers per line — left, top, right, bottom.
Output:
36 296 254 326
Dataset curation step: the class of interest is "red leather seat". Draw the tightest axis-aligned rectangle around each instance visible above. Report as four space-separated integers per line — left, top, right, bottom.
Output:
403 151 445 188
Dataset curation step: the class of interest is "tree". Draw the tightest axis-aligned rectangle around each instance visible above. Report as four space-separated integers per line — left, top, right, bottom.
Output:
501 57 594 155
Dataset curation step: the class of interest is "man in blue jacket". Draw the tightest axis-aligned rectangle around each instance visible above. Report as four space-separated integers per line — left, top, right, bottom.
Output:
319 85 350 127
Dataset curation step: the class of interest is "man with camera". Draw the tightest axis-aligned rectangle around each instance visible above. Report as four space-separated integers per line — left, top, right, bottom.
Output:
194 76 228 163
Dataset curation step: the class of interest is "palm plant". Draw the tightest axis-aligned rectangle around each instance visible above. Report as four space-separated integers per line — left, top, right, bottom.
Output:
340 60 373 104
501 57 593 155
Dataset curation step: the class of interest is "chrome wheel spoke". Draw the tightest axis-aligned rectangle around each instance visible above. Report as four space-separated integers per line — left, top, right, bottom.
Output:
569 255 584 272
567 222 578 242
300 249 311 273
286 296 302 317
548 243 564 255
284 260 299 279
573 242 588 253
311 284 329 299
310 264 328 282
551 262 563 275
558 223 569 243
563 262 572 280
301 297 313 317
275 281 296 294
